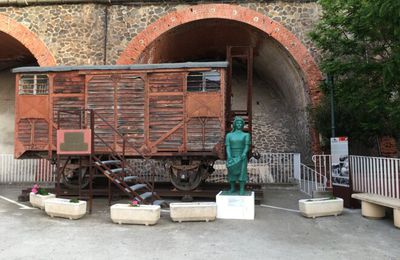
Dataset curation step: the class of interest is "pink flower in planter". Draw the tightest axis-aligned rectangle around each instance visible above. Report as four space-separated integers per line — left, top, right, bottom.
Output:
31 184 39 194
130 200 139 207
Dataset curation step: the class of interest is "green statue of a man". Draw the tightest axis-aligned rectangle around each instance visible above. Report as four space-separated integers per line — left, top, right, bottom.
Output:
225 116 251 195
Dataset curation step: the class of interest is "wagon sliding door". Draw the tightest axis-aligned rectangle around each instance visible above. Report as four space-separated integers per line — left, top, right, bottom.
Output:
147 73 185 154
146 69 225 156
87 74 145 154
185 69 225 156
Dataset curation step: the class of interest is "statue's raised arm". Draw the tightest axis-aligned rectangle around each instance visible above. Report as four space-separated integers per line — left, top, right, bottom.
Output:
225 116 251 195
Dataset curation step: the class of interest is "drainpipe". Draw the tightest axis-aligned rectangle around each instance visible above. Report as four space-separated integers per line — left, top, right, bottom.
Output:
103 4 108 65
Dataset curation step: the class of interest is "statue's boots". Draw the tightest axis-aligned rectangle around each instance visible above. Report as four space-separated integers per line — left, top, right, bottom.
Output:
229 181 236 194
239 181 245 195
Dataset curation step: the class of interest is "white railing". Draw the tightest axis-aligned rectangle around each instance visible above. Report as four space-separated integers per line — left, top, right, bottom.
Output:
0 152 298 185
0 154 55 183
208 153 298 184
312 154 332 189
351 155 400 199
313 154 400 199
299 163 327 197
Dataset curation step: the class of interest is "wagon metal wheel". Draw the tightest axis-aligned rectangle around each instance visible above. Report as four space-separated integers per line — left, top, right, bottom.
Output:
61 164 90 190
170 164 207 191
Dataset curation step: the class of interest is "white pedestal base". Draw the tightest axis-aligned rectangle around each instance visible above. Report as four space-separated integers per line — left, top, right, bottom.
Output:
216 191 255 220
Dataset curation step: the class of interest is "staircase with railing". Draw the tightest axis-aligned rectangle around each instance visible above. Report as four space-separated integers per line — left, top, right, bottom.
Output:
299 163 328 197
57 109 164 209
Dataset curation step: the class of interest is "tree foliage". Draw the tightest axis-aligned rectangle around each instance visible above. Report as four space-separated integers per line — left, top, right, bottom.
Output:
310 0 400 142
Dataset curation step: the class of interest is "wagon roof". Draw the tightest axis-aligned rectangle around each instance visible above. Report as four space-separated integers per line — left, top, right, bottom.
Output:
12 61 229 73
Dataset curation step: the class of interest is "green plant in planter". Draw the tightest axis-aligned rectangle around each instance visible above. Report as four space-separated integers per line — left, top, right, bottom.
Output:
69 198 79 203
31 184 49 195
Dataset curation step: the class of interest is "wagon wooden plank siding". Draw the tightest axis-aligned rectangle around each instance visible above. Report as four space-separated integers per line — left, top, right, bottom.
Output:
13 62 227 159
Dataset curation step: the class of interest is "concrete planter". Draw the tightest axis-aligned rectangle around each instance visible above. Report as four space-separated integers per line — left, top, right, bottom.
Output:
110 204 160 226
299 197 343 218
29 192 56 209
170 202 217 222
44 198 87 220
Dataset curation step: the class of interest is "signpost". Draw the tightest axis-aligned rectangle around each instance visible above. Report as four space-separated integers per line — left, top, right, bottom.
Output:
331 137 353 207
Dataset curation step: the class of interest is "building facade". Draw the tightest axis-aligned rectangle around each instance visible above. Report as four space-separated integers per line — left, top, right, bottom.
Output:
0 0 322 159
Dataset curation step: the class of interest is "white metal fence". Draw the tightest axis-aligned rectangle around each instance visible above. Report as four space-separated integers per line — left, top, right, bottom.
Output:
0 154 55 183
208 153 299 184
1 153 300 185
351 155 400 199
313 154 400 199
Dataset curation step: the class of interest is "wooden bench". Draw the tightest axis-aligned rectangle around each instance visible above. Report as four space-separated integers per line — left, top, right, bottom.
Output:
351 193 400 228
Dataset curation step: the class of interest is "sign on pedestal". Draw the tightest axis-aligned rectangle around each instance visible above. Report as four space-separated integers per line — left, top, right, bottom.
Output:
216 191 255 220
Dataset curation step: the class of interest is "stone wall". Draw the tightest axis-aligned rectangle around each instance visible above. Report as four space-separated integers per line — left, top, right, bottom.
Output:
0 4 106 65
0 0 321 157
0 1 321 65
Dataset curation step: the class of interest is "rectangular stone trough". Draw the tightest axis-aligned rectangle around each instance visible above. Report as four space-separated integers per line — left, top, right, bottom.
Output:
170 202 217 222
299 197 343 218
110 204 160 226
44 198 87 220
29 192 56 210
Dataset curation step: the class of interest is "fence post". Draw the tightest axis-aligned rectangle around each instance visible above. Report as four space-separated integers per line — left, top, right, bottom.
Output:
293 153 301 181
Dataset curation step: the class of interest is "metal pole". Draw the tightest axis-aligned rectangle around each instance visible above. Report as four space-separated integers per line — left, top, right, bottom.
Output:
328 74 335 138
89 110 95 213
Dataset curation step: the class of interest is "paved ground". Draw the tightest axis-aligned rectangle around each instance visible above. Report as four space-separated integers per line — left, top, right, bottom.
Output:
0 184 399 260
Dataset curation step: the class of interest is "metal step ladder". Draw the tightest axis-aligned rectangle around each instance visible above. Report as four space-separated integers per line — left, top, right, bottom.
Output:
55 109 167 212
93 156 165 206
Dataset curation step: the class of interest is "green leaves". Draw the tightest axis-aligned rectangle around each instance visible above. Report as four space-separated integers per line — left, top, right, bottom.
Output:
37 188 49 196
310 0 400 142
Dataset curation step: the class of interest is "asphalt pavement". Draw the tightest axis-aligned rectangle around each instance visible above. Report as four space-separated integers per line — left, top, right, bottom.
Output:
0 184 399 260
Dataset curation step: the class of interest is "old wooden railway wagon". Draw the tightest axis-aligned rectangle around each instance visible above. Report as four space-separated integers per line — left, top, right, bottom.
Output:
13 62 232 190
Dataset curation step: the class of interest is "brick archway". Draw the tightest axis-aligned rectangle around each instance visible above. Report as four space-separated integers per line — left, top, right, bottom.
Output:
0 14 56 66
117 4 322 152
117 4 321 103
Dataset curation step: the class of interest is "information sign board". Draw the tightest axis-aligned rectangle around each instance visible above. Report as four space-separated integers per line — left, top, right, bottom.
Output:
331 137 349 187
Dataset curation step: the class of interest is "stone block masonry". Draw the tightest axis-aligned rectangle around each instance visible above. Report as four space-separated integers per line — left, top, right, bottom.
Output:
0 0 322 156
0 1 321 66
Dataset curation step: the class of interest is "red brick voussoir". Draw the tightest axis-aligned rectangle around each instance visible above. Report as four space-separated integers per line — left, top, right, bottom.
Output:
117 4 322 104
0 14 56 66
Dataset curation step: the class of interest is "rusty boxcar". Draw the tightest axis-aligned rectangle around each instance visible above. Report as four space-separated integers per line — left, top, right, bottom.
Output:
13 62 234 190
